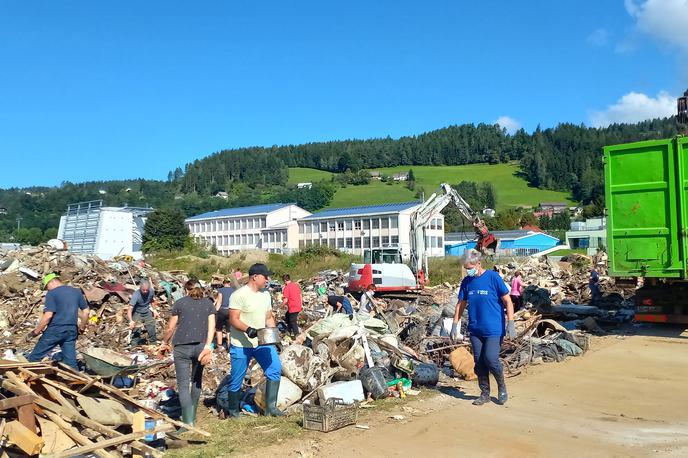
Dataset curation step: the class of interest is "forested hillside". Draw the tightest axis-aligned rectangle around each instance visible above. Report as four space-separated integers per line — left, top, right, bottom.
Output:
0 116 679 243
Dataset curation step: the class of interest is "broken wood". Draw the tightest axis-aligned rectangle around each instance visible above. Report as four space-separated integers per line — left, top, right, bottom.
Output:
43 410 116 458
5 420 44 456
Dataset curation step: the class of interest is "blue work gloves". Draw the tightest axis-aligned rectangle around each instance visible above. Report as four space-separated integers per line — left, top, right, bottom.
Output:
506 320 517 339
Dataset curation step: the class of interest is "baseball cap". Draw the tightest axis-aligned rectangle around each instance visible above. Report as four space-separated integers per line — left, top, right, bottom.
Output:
248 263 273 277
42 273 59 289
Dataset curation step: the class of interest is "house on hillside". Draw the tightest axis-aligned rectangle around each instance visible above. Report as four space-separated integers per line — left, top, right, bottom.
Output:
296 182 313 189
565 217 607 256
98 189 107 195
0 207 7 216
369 171 382 180
539 202 568 214
392 172 409 181
445 230 560 257
482 208 496 218
214 191 229 199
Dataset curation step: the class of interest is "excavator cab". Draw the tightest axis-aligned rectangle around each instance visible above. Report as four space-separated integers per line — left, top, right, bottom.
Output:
364 247 403 264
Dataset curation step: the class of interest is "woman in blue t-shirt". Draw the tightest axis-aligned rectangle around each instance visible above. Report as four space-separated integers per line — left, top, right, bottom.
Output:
451 249 516 405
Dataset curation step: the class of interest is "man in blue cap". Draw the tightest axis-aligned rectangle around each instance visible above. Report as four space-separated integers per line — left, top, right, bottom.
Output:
26 273 90 370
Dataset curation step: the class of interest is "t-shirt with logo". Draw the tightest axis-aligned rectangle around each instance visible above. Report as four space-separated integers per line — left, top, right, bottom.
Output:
229 286 272 348
171 297 215 346
44 285 88 326
458 270 509 337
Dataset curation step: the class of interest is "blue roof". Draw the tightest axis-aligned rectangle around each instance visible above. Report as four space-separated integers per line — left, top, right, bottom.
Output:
186 203 294 221
303 201 420 220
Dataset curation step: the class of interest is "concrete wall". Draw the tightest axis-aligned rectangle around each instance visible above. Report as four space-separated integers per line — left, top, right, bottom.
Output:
94 210 136 259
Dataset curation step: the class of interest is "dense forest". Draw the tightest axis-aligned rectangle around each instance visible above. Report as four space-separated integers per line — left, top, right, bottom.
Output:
0 116 679 244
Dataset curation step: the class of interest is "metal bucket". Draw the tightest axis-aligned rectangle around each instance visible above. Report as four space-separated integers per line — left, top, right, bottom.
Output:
257 327 281 346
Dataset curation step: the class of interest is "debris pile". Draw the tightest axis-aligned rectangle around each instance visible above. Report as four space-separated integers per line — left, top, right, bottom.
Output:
0 360 208 456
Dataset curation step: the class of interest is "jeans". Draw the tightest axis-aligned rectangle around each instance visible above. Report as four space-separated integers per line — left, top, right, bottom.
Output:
340 298 353 316
131 309 157 345
228 345 282 392
173 342 205 412
470 335 503 378
285 311 300 335
27 325 78 370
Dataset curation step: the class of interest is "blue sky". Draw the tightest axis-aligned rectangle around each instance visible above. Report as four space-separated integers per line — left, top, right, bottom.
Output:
1 0 686 188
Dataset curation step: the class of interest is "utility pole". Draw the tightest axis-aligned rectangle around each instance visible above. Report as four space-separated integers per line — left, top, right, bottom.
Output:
16 216 22 230
678 88 688 133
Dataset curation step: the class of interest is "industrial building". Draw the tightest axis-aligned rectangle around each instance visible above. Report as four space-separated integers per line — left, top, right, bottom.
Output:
445 230 560 257
57 200 152 260
296 201 445 259
186 203 311 255
565 217 607 256
186 201 445 258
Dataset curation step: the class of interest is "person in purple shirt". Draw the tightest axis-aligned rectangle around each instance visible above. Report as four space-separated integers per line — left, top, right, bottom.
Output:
452 249 516 406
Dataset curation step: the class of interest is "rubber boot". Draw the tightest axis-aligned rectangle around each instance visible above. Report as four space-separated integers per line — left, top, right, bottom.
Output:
178 405 196 433
472 375 490 406
264 379 284 417
227 391 242 419
494 372 508 405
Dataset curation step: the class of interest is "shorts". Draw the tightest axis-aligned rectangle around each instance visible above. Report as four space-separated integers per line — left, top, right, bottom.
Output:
216 308 230 332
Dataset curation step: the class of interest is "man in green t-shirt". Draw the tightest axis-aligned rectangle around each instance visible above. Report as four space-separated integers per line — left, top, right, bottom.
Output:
224 263 283 417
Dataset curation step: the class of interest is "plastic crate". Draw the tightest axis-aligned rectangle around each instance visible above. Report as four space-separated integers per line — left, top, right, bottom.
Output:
303 398 359 432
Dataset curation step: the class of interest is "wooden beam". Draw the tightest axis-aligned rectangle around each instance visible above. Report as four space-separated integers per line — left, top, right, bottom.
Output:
16 403 37 434
43 410 116 458
2 377 163 458
53 365 210 437
0 394 34 411
5 420 44 456
42 424 173 458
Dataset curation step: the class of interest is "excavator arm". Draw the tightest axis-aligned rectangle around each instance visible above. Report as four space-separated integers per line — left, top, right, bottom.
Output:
409 183 498 284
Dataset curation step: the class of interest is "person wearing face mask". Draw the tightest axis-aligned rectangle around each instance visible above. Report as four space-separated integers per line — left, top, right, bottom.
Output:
224 263 283 417
452 249 516 406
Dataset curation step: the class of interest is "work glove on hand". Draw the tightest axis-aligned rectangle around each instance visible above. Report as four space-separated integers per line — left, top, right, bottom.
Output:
25 330 39 342
450 322 461 341
506 320 517 340
245 327 259 339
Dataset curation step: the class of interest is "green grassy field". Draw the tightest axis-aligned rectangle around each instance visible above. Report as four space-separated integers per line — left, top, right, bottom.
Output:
372 163 573 210
327 180 417 208
287 167 333 184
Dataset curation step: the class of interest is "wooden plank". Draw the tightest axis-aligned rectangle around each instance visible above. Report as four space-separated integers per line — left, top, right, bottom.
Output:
77 376 100 394
19 368 82 398
5 420 44 456
2 376 163 458
16 403 37 433
43 410 116 458
42 385 81 418
36 416 76 454
53 365 210 437
42 424 173 458
0 394 34 411
132 411 145 458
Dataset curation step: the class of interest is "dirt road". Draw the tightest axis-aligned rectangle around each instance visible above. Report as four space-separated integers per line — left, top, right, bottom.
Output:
252 326 688 458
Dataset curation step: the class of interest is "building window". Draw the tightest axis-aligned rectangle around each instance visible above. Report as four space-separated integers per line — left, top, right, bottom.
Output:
320 222 327 232
337 238 344 248
241 235 247 245
329 221 336 231
354 220 362 231
345 220 352 230
354 238 362 248
385 235 391 244
299 224 304 234
363 219 371 229
363 237 371 248
337 221 344 231
372 219 380 229
223 235 229 245
438 236 443 247
299 240 304 249
328 239 335 248
269 233 275 243
391 217 398 229
346 237 353 248
392 235 399 244
381 218 389 229
261 218 266 228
